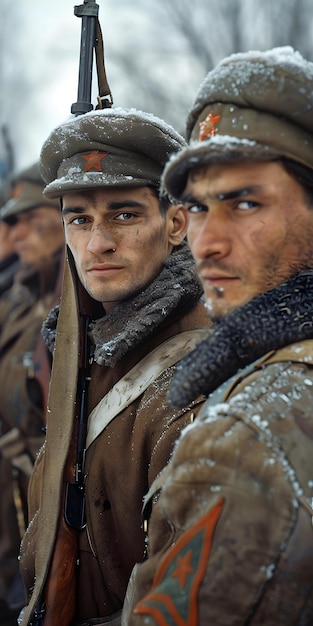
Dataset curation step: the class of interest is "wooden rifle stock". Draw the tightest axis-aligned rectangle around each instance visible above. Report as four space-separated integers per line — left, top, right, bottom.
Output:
41 311 91 626
42 444 78 626
32 1 113 621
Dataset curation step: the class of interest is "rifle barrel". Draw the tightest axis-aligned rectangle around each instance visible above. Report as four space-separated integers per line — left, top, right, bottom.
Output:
71 0 99 116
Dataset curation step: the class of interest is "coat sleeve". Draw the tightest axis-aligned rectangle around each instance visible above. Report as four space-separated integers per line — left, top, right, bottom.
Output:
125 361 313 625
135 365 207 487
19 441 45 601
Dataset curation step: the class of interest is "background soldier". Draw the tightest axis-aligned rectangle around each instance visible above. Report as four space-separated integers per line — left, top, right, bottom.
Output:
0 162 64 625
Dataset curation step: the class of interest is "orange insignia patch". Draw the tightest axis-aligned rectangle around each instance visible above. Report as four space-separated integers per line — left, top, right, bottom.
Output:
82 151 108 172
171 551 194 589
134 498 224 626
199 113 221 141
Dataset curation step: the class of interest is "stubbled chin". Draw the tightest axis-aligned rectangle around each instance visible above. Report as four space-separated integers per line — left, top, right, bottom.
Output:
204 298 237 320
204 290 253 319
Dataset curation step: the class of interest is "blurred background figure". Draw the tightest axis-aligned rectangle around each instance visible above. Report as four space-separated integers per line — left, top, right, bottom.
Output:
0 218 20 297
0 162 64 626
0 125 19 299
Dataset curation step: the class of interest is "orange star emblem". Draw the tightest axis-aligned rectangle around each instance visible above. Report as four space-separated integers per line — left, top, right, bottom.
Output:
171 549 194 589
199 113 221 140
82 151 108 172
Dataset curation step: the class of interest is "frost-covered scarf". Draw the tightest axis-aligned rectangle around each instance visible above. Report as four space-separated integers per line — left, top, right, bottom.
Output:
168 269 313 408
42 241 203 366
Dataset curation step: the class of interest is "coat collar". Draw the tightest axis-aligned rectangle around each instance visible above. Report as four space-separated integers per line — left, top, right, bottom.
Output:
168 270 313 408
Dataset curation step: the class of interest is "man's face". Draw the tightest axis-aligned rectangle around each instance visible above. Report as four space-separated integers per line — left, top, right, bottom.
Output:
182 160 313 319
8 206 64 266
62 186 187 311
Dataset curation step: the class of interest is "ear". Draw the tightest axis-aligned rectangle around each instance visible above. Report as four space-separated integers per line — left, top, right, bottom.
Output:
167 204 188 246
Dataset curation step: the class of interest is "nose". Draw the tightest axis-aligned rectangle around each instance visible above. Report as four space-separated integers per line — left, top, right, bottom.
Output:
87 225 117 255
188 212 231 261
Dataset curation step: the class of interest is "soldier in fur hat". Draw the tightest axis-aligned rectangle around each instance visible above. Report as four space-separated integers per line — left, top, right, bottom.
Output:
18 109 209 626
0 162 64 625
124 47 313 625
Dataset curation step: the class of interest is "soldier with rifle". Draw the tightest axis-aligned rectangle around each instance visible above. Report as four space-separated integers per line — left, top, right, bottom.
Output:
18 2 209 625
0 162 64 626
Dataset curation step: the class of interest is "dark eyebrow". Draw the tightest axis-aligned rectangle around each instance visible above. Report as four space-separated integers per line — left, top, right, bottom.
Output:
62 206 85 217
61 200 146 217
180 192 198 204
216 186 262 200
181 185 263 204
106 200 147 210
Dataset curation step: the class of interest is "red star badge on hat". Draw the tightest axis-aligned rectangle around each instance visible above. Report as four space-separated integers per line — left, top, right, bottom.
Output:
199 113 221 141
82 151 108 172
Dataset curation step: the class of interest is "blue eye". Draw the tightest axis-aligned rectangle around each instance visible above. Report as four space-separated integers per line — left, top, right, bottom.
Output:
70 216 88 225
187 204 207 214
116 212 133 221
237 200 257 210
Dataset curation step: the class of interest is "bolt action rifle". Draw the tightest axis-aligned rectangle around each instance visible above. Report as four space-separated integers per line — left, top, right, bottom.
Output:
29 3 112 625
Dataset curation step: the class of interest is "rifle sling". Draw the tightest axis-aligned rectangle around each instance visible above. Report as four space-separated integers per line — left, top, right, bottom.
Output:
95 19 113 107
86 328 209 449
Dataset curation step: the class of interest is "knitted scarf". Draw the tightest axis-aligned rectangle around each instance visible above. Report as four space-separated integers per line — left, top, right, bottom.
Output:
168 270 313 408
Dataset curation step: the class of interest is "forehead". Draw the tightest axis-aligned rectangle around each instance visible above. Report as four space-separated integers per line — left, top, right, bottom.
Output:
183 160 286 195
62 185 157 207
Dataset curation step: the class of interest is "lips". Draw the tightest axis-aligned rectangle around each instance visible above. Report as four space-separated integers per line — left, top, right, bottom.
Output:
88 264 119 270
86 264 123 274
200 272 238 283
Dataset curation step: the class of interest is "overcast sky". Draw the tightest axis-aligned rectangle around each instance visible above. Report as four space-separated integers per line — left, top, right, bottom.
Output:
0 0 205 176
2 0 313 179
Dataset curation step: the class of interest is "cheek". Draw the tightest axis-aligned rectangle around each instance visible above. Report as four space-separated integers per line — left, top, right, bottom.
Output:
137 223 168 253
186 217 206 255
64 228 71 245
64 227 81 252
245 219 277 250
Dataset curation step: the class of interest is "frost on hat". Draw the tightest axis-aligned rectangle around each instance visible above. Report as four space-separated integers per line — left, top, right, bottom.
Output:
40 107 187 198
162 46 313 200
1 162 59 222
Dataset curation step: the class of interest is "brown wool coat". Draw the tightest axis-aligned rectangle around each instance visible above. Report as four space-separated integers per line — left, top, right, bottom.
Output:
19 251 210 626
125 342 313 626
0 253 63 601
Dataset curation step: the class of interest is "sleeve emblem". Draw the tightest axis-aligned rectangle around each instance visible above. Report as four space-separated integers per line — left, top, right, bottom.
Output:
134 498 224 626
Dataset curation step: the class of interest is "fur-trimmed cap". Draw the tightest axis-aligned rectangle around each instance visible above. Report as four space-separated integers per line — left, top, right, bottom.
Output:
1 162 59 222
162 46 313 200
40 107 187 198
